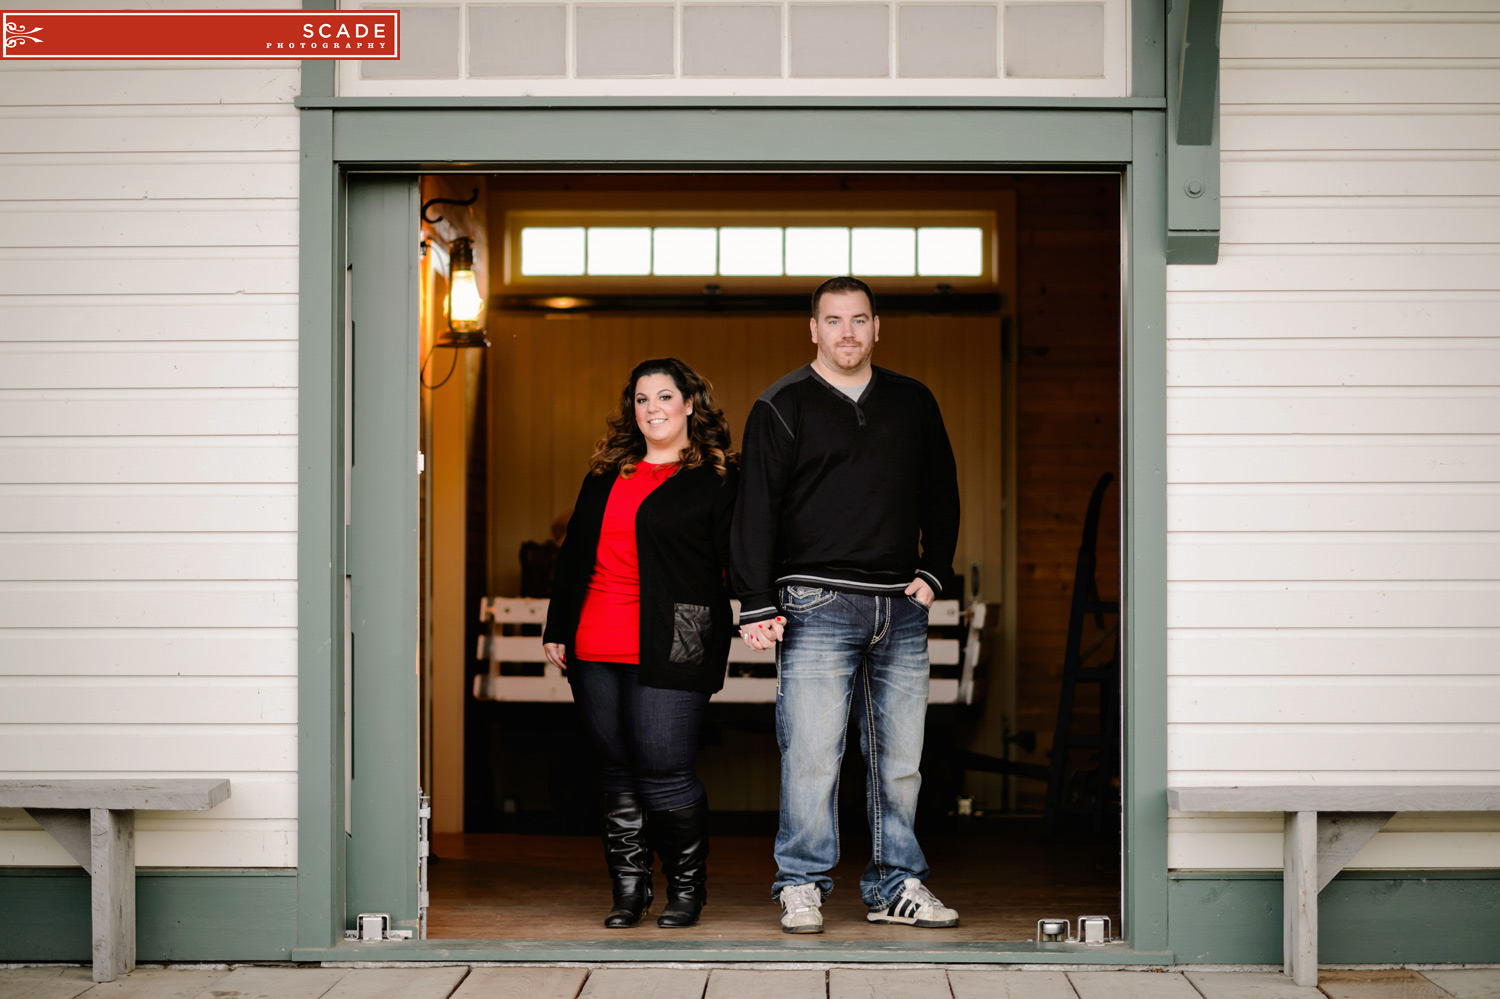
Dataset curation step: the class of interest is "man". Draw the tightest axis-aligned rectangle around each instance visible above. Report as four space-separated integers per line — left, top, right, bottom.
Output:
732 276 962 934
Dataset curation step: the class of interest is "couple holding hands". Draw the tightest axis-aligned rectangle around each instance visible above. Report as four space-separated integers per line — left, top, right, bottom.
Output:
542 276 962 933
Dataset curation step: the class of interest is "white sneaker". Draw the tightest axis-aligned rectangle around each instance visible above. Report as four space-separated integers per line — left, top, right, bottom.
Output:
866 878 960 928
778 882 824 934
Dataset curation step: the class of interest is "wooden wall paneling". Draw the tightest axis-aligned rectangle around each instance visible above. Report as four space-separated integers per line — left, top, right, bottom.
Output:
475 176 1118 819
1011 176 1121 812
421 175 490 832
482 311 1009 812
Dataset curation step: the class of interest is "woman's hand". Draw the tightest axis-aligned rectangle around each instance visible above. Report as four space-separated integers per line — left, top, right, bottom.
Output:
740 616 786 652
542 642 568 672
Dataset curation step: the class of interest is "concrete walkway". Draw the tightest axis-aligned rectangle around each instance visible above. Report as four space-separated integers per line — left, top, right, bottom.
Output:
2 966 1497 999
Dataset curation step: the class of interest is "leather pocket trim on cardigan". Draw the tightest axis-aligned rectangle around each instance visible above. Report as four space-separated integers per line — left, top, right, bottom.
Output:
669 602 713 664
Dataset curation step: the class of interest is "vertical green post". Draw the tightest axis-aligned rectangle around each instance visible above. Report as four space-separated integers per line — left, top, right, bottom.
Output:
295 107 344 950
1132 0 1167 98
1124 109 1170 953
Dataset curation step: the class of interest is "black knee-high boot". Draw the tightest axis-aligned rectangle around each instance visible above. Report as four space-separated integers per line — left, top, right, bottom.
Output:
600 792 653 928
648 797 708 928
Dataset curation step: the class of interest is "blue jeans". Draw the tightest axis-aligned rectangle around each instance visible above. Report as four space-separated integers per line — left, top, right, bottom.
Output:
771 586 932 909
569 659 710 812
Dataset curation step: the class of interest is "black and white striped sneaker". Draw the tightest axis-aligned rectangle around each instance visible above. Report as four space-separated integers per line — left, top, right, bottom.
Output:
866 878 960 928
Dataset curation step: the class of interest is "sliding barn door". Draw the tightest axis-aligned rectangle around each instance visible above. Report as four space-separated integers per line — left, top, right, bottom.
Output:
344 176 421 932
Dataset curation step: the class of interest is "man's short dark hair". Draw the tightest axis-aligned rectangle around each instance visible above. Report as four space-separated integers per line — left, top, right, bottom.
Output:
811 276 876 318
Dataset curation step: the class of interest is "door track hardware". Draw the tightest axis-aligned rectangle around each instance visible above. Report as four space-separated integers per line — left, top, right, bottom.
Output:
1035 915 1117 945
346 913 413 942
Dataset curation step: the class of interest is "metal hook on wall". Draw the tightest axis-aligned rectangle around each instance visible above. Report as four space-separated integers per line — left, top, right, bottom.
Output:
421 188 479 225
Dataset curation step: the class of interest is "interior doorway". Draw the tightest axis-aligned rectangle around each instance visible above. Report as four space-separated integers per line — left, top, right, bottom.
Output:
412 172 1122 942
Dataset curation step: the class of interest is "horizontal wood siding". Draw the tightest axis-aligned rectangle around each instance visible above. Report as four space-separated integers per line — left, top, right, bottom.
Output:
0 49 300 868
1166 1 1500 869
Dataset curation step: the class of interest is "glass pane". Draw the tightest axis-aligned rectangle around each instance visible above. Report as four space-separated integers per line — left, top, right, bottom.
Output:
917 227 984 277
587 227 652 276
852 228 916 276
719 227 784 276
520 227 585 276
784 227 850 277
653 228 718 276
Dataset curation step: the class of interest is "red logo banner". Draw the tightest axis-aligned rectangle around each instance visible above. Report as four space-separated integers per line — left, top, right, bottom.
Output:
1 10 400 59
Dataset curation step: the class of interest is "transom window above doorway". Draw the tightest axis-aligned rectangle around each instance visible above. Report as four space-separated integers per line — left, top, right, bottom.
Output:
520 225 985 279
503 211 998 288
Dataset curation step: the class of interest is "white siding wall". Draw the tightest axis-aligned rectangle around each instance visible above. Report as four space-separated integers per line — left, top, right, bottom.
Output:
0 39 301 866
1166 0 1500 869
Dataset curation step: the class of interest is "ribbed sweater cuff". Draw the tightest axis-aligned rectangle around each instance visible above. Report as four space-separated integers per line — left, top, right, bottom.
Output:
915 568 944 594
737 599 779 627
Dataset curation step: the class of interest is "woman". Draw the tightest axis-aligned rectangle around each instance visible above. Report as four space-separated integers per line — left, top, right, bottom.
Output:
542 358 737 929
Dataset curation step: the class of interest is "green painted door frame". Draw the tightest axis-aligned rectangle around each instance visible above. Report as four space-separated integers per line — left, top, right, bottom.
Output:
293 102 1170 962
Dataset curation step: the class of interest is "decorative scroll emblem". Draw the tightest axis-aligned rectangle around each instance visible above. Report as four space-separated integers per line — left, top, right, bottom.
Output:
4 21 45 48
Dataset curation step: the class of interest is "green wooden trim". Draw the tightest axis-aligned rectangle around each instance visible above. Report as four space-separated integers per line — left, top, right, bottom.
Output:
296 106 346 952
1167 230 1220 265
300 103 1171 960
0 869 295 962
1175 0 1223 146
331 109 1134 166
1169 871 1500 965
300 0 335 99
297 96 1166 110
1124 109 1171 954
301 63 335 101
345 177 422 933
294 940 1173 964
1164 0 1220 261
1133 0 1167 99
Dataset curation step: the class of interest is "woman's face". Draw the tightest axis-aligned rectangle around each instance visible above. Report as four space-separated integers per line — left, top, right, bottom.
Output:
634 372 693 456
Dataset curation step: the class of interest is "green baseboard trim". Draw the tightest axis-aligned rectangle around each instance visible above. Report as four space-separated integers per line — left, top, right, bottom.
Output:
294 940 1173 964
0 869 296 963
1169 870 1500 966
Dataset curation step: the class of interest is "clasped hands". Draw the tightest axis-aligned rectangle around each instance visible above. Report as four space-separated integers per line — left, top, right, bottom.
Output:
738 577 935 651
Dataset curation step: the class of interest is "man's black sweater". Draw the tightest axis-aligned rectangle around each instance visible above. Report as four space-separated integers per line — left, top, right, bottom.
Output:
731 364 960 626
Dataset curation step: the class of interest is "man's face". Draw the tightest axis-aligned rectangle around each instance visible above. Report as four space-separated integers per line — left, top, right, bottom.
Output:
810 290 879 374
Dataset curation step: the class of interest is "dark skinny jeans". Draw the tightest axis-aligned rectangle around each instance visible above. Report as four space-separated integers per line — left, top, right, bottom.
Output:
569 658 710 812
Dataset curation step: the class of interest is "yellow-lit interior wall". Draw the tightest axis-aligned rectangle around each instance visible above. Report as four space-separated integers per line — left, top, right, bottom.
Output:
420 177 489 834
484 312 1006 605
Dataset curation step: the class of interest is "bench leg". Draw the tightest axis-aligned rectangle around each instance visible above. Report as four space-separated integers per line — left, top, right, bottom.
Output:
1284 810 1318 987
90 808 135 983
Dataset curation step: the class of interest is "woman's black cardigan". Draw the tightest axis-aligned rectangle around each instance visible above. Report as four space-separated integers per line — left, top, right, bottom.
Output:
543 462 738 694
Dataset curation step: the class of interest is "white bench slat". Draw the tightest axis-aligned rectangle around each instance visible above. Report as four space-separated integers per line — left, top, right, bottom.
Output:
478 634 962 666
0 778 229 811
1168 785 1500 813
475 596 978 704
480 596 962 626
473 674 962 704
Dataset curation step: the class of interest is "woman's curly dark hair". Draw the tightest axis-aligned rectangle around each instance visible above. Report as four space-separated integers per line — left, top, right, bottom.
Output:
590 357 736 479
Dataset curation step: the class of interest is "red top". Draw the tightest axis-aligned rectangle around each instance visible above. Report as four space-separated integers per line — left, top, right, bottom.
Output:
573 462 677 663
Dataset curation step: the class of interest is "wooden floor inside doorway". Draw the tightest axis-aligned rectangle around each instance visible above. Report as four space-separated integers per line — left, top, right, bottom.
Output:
429 821 1117 941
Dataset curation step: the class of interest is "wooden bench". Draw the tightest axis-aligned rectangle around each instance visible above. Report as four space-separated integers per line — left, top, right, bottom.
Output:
1168 785 1500 987
0 778 231 983
472 596 987 704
